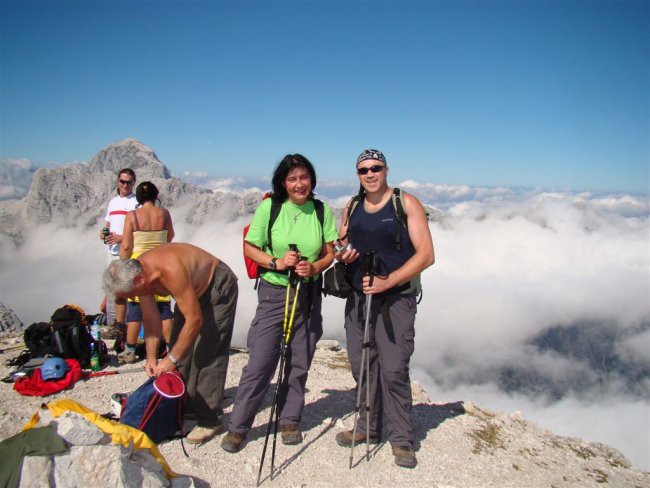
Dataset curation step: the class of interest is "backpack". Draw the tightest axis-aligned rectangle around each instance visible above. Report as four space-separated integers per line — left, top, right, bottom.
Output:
24 322 56 359
49 304 95 368
243 193 325 284
345 187 423 300
120 370 186 443
23 305 98 368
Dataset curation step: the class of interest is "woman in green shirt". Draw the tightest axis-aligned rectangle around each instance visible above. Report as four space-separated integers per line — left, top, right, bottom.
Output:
222 154 338 453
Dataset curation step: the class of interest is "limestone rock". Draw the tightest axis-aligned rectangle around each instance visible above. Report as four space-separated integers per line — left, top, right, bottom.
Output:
316 339 341 351
411 380 431 403
86 137 171 179
0 302 23 337
19 455 53 487
53 444 168 488
55 411 108 446
183 189 261 225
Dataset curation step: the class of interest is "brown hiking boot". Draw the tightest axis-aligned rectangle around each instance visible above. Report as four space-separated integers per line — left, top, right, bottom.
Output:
335 429 379 448
392 445 417 468
186 424 223 445
280 423 303 445
221 431 246 453
102 322 125 340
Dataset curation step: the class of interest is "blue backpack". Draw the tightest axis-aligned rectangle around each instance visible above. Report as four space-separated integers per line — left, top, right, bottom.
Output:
120 371 186 443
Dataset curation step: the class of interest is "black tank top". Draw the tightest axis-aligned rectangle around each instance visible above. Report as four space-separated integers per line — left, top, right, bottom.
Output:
348 196 414 292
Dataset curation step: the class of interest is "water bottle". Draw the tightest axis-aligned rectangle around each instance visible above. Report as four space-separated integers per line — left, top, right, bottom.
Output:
91 319 101 342
102 226 110 243
90 342 100 372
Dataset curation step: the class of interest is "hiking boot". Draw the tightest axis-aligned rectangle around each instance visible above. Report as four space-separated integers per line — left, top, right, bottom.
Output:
221 431 246 453
335 430 379 448
102 322 125 340
186 424 223 445
281 423 303 445
117 349 137 364
392 445 417 468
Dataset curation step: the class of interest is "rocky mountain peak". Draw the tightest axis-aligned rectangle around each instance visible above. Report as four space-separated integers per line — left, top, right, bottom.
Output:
86 138 171 180
0 303 22 336
0 138 262 241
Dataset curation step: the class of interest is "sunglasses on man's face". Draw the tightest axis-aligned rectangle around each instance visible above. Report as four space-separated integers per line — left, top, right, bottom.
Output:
119 179 134 185
357 165 386 175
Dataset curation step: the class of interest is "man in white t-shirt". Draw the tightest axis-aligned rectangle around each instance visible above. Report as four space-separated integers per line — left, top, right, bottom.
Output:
99 168 137 330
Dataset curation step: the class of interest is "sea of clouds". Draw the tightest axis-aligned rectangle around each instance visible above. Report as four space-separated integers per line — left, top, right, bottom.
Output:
0 171 648 469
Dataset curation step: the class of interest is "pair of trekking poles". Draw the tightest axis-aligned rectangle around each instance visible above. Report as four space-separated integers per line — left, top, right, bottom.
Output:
256 248 379 484
349 250 379 468
257 244 306 486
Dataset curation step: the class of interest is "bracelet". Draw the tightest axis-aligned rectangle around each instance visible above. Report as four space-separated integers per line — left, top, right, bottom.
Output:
168 352 179 365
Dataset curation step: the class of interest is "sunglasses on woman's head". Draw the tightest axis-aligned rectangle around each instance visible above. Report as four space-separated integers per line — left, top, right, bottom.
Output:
357 165 385 175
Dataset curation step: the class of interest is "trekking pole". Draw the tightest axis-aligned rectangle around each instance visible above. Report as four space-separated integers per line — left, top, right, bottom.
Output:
82 367 143 378
270 259 304 478
257 245 302 486
349 251 377 469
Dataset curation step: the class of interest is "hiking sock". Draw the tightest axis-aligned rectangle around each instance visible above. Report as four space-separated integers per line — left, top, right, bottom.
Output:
125 343 137 353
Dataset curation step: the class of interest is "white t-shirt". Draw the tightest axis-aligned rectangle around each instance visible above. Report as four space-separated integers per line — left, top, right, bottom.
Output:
104 194 137 256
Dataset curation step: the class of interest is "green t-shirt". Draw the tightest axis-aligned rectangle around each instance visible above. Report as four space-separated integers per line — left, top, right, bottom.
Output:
245 198 338 286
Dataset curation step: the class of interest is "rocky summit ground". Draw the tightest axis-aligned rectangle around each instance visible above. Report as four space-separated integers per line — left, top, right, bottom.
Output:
1 335 648 488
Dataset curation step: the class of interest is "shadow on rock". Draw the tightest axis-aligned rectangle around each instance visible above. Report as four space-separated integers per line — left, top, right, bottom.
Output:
412 401 465 448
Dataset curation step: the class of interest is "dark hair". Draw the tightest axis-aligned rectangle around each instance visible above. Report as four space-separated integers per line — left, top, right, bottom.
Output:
116 168 136 195
135 181 159 205
270 154 317 203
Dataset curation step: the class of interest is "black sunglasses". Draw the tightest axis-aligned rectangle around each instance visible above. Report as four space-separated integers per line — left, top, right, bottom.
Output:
119 179 135 185
357 164 385 175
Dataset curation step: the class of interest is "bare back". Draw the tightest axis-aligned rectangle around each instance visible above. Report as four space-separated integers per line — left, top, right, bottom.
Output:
133 204 169 231
138 243 219 299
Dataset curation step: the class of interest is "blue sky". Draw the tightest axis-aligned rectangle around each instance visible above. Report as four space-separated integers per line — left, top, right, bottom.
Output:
1 0 648 193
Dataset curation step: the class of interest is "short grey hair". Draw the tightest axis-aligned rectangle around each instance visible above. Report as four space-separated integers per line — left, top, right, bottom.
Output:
102 259 143 295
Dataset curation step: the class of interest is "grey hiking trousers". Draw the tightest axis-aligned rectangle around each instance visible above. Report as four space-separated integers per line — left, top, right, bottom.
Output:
170 261 238 428
344 290 417 448
228 278 323 434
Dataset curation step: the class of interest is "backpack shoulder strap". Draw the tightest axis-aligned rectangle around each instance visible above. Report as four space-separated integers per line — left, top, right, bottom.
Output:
313 198 325 227
341 194 363 242
391 187 408 229
267 199 283 253
391 187 408 251
313 198 325 244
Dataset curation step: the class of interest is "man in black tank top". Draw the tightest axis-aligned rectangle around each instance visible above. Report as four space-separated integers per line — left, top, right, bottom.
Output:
334 149 435 468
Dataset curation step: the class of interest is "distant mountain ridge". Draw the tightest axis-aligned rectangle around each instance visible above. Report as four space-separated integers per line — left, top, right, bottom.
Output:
0 138 263 245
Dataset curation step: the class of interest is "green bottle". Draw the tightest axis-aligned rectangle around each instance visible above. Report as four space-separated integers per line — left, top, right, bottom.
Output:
90 342 100 372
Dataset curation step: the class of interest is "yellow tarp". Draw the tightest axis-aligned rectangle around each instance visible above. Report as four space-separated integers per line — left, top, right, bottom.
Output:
22 398 176 479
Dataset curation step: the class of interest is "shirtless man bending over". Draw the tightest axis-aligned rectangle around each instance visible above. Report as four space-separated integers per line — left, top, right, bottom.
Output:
103 243 239 445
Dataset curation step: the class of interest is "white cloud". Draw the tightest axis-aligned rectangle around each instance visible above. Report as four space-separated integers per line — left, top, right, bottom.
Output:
0 183 648 470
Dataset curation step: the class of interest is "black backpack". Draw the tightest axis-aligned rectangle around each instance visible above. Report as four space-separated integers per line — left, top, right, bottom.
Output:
23 305 95 367
49 305 94 367
23 322 55 358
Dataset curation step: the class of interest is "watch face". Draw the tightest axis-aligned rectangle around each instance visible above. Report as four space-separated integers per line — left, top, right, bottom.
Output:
270 258 277 270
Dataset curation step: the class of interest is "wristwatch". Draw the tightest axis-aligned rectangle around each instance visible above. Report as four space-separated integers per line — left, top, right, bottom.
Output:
168 352 179 365
269 257 278 270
